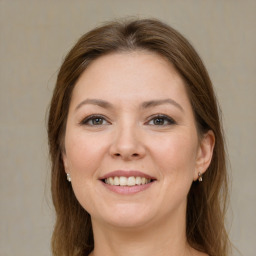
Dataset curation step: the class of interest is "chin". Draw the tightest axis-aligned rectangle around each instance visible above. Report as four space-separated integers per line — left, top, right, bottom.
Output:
93 203 156 229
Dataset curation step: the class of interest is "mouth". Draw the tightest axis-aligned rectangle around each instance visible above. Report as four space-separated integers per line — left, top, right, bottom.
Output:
99 170 156 188
102 176 153 186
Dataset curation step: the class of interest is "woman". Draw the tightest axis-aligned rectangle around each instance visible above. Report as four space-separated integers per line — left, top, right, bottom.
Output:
48 19 231 256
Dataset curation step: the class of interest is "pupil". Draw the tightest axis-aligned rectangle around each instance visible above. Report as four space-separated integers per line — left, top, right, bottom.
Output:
154 118 164 125
93 118 102 125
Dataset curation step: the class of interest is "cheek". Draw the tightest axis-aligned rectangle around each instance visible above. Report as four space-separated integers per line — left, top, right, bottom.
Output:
149 132 198 178
64 132 107 212
148 132 198 212
64 131 105 177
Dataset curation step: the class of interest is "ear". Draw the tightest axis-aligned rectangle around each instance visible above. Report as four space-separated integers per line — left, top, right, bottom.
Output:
193 130 215 181
62 152 69 174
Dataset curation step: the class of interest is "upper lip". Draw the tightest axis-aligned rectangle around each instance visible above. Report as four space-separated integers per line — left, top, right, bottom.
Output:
99 170 156 180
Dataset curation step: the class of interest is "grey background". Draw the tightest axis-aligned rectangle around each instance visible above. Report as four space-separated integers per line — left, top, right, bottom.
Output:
0 0 255 255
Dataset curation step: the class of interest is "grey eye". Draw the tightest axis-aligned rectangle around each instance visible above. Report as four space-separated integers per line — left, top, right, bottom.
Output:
148 115 176 126
91 118 104 125
153 117 165 125
81 115 109 126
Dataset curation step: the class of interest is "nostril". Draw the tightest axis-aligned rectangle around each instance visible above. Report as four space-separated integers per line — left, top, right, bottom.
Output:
112 152 140 158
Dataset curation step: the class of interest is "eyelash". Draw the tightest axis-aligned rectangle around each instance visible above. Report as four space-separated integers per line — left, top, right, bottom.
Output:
146 114 176 126
80 114 176 126
80 115 110 126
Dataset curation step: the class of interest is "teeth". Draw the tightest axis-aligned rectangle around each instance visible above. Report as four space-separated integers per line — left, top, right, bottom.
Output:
113 176 120 185
119 176 127 186
135 177 141 185
109 177 114 185
127 177 135 186
104 176 152 186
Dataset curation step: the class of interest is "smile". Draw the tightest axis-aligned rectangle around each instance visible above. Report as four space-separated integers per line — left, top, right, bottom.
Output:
99 170 156 194
104 176 152 186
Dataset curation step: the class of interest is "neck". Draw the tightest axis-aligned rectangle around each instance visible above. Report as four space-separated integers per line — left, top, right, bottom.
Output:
90 211 194 256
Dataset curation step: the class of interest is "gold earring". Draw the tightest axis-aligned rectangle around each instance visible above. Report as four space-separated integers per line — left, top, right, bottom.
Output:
67 173 71 182
198 172 203 182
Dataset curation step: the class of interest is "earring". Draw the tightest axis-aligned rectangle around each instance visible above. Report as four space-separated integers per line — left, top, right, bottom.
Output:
198 172 203 182
67 173 71 182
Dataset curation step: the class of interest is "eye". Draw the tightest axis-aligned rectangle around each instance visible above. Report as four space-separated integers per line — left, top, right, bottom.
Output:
80 115 110 126
147 115 176 126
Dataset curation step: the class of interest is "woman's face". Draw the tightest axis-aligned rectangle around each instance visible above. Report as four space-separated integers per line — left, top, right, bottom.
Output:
63 51 213 228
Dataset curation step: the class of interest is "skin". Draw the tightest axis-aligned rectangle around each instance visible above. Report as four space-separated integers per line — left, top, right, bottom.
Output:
63 51 214 256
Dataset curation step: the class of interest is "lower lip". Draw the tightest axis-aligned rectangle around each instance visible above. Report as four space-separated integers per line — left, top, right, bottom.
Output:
101 181 155 195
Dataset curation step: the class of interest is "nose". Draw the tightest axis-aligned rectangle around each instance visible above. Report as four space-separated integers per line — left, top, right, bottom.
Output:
109 125 146 161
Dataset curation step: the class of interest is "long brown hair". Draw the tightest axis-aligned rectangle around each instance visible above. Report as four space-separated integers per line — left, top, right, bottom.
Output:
48 19 230 256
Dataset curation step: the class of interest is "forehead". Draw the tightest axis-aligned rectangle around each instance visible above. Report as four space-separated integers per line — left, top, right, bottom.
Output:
70 51 190 108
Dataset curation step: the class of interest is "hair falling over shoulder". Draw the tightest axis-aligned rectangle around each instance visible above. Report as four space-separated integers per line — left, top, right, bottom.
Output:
48 18 231 256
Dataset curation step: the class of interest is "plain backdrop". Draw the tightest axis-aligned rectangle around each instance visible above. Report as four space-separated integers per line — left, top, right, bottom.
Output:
0 0 255 255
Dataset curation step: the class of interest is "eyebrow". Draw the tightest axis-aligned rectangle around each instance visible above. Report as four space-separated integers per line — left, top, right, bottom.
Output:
75 98 184 112
75 99 113 111
141 99 184 112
